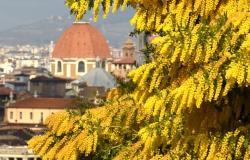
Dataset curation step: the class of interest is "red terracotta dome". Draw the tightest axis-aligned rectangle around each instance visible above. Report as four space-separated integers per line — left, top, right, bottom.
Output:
52 22 111 59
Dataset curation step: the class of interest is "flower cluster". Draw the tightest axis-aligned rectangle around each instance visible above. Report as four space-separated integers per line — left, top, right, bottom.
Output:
28 0 250 159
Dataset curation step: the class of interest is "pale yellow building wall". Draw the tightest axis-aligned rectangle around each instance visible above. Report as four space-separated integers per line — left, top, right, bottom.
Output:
51 63 55 75
111 64 135 78
6 108 64 124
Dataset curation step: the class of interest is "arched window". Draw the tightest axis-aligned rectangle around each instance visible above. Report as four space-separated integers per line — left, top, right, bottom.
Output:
78 61 85 72
57 61 62 72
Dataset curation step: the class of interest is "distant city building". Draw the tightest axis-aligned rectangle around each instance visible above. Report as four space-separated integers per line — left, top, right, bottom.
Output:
79 86 106 101
1 74 15 84
111 38 136 78
110 47 122 59
0 126 34 146
14 73 30 84
70 62 116 101
29 76 71 97
0 86 16 122
5 97 73 125
0 127 40 160
50 22 113 79
67 81 106 102
0 146 40 160
0 60 14 74
76 67 116 90
13 67 50 79
5 74 30 93
5 82 27 93
0 43 52 74
15 59 39 69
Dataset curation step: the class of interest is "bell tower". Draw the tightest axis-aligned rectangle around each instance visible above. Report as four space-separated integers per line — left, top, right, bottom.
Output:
122 38 135 58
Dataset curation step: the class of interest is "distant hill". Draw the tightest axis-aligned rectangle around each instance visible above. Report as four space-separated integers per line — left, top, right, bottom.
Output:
0 10 134 48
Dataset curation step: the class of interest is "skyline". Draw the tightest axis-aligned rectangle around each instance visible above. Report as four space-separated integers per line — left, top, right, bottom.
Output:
0 0 135 47
0 0 71 31
0 0 134 31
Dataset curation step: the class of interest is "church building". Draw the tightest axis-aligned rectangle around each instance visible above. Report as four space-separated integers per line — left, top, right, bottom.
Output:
50 22 112 79
111 38 136 78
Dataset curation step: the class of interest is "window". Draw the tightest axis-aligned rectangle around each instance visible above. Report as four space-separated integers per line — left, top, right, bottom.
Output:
10 111 13 119
19 112 22 119
78 61 85 72
40 112 44 123
57 61 62 72
30 112 33 120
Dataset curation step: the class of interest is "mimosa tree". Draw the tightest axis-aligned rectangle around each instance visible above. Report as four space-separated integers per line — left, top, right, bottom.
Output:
28 0 250 159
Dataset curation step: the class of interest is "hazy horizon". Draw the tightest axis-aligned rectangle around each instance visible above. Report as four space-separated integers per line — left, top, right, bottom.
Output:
0 0 70 31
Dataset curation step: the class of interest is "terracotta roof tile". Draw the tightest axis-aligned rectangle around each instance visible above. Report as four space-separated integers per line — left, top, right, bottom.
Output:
14 73 30 77
52 23 111 59
0 87 14 95
30 76 71 83
7 97 74 109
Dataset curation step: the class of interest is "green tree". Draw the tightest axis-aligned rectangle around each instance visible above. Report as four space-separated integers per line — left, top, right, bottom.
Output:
28 0 250 159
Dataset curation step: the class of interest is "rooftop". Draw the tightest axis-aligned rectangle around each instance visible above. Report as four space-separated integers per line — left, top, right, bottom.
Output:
0 127 34 146
5 81 27 86
14 73 30 77
0 86 14 96
78 68 116 90
30 76 71 83
0 146 35 156
7 97 74 109
52 23 111 59
113 57 136 64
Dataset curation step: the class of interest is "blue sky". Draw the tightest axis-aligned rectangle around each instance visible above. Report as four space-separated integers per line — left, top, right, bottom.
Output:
0 0 69 31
